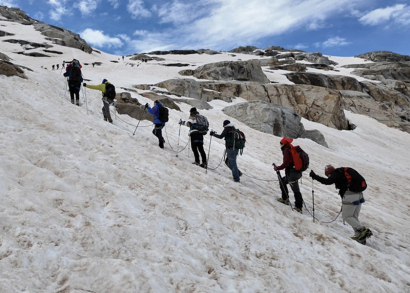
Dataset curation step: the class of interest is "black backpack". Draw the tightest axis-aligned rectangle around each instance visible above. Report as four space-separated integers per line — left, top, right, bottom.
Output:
104 83 116 100
342 167 367 192
225 127 246 154
157 105 169 123
69 66 82 83
191 114 209 134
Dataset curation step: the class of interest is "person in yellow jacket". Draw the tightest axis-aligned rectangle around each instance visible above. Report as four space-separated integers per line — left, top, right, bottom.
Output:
83 79 114 123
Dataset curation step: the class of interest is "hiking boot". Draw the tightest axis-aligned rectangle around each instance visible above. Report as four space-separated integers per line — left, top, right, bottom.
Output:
200 163 207 168
277 198 290 205
159 141 164 149
71 99 74 104
109 121 113 124
239 171 243 177
351 236 367 245
357 228 373 240
76 100 80 106
293 207 303 214
234 179 240 183
104 117 108 121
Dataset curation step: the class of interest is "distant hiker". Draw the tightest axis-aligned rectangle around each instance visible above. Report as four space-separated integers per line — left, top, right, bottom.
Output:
310 165 373 244
273 137 304 213
83 79 116 123
210 120 242 182
62 62 65 69
122 56 124 60
63 59 83 106
52 64 55 70
56 64 59 70
179 107 208 168
145 100 167 149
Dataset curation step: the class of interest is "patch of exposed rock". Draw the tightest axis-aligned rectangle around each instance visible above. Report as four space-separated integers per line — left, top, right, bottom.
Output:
285 72 362 91
222 101 328 147
0 60 27 79
179 60 270 83
345 62 410 82
355 51 410 62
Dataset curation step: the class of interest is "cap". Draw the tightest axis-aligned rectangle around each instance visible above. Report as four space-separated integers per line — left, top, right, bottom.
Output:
223 120 230 127
325 164 335 176
102 79 107 84
154 100 159 104
190 107 198 114
280 137 293 145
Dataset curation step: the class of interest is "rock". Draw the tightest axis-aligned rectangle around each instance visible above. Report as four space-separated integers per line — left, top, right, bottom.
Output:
0 60 27 79
348 62 410 82
355 51 410 62
114 92 152 121
285 72 363 91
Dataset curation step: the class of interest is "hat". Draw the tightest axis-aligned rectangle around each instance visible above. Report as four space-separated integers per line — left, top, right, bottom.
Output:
325 164 335 176
280 137 293 145
223 120 230 127
190 107 198 114
102 79 107 84
154 100 159 104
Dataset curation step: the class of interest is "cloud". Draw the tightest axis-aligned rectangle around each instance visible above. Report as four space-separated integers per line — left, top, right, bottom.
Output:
359 4 409 26
108 0 119 9
157 1 209 25
0 0 17 7
47 0 70 21
293 43 308 50
320 36 350 48
74 0 99 16
127 0 151 18
80 28 123 48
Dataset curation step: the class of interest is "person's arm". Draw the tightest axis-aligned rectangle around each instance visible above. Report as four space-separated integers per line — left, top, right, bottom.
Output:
311 172 339 185
85 83 105 92
276 148 291 170
213 127 230 139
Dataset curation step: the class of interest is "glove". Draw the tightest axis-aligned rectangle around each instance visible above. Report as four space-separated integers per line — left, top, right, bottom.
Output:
309 170 316 179
210 130 216 136
179 119 185 125
144 103 149 109
273 164 277 171
83 83 87 87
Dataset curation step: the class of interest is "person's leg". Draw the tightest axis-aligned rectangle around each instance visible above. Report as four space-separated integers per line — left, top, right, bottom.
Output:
103 99 112 123
198 143 207 165
191 140 200 164
153 124 164 148
226 148 240 181
288 171 303 209
69 89 75 104
75 90 80 106
342 191 365 236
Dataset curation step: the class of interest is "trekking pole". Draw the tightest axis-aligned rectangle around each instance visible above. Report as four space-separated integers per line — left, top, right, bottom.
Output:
83 87 88 115
206 135 213 174
312 178 315 223
133 108 145 135
176 123 182 157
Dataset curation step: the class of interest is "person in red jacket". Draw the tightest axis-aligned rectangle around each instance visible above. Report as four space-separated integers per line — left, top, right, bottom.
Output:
273 137 304 213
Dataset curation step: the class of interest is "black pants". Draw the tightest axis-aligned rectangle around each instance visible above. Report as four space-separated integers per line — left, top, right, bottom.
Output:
68 81 80 104
102 99 112 122
191 138 207 164
153 124 165 148
279 170 303 209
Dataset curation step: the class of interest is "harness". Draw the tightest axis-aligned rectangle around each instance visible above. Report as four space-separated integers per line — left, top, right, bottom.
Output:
343 197 365 205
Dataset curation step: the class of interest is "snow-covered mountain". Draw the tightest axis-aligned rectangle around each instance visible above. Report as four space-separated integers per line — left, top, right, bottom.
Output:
1 12 410 293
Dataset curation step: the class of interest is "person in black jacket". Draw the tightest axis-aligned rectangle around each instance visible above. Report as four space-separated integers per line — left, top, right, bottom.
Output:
179 107 207 168
210 120 242 182
310 165 373 243
273 137 304 213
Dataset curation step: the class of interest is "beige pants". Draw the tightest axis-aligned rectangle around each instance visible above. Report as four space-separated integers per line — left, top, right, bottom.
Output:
342 191 365 236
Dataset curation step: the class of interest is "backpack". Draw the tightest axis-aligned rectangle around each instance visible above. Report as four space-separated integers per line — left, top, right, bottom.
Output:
226 128 246 154
342 167 367 192
157 104 169 123
290 145 309 172
104 83 116 101
191 114 209 134
69 66 82 83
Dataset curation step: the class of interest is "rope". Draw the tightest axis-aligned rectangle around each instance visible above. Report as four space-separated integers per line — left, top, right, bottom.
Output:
303 200 342 224
163 124 190 154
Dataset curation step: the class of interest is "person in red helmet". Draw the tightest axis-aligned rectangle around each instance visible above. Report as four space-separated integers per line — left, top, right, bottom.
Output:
273 137 304 213
310 165 373 244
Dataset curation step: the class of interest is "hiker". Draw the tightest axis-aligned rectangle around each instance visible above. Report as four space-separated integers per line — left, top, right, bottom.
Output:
145 100 166 149
179 107 207 168
273 137 304 213
210 120 242 182
310 165 373 243
52 64 55 70
63 59 83 106
83 79 115 123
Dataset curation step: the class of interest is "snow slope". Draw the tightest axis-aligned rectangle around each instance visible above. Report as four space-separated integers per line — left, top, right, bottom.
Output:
0 19 410 293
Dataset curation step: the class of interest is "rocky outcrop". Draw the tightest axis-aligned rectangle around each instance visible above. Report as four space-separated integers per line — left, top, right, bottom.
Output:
346 62 410 82
0 6 92 53
286 72 362 91
222 101 328 147
355 51 410 62
0 60 27 79
179 60 270 83
0 52 11 61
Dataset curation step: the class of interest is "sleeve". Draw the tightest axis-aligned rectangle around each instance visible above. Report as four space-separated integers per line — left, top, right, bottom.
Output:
276 148 292 170
213 127 230 139
86 83 105 92
313 172 339 185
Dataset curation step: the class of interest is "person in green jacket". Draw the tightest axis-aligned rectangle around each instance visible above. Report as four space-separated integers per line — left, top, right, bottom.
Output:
83 79 113 123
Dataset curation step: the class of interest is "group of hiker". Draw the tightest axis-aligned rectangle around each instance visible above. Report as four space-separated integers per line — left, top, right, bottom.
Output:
62 58 372 245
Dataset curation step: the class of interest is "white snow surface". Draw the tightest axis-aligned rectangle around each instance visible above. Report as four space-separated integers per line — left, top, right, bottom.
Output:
1 20 410 293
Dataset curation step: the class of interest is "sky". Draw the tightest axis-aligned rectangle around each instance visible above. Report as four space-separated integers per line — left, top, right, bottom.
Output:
1 0 410 57
1 16 410 292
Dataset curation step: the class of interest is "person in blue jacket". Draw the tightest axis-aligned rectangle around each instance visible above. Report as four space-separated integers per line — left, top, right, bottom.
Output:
145 100 166 149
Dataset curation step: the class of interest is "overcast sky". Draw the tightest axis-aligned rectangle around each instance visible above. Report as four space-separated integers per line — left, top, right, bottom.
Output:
1 0 409 57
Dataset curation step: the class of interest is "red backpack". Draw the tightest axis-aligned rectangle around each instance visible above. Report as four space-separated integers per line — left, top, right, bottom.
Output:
290 145 309 172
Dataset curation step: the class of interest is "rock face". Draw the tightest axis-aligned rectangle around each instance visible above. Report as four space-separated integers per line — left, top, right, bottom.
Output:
222 101 328 147
355 51 410 62
286 72 362 91
0 6 92 53
0 60 27 79
180 60 270 83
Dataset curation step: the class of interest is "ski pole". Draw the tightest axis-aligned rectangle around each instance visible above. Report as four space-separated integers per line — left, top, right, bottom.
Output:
176 123 182 157
312 178 315 223
206 135 213 174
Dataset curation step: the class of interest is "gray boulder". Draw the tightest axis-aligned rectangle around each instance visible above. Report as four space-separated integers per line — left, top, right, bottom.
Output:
286 72 363 91
355 51 410 62
0 60 27 79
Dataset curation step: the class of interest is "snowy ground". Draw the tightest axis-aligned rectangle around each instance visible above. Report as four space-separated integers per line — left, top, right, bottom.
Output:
1 19 410 293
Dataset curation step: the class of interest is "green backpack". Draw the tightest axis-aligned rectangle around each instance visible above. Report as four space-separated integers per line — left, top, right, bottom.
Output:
226 127 246 154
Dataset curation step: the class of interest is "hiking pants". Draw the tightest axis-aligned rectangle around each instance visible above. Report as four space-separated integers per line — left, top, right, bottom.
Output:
102 99 112 122
191 139 207 164
152 124 165 148
342 191 365 236
225 148 241 181
280 170 303 209
69 89 80 103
